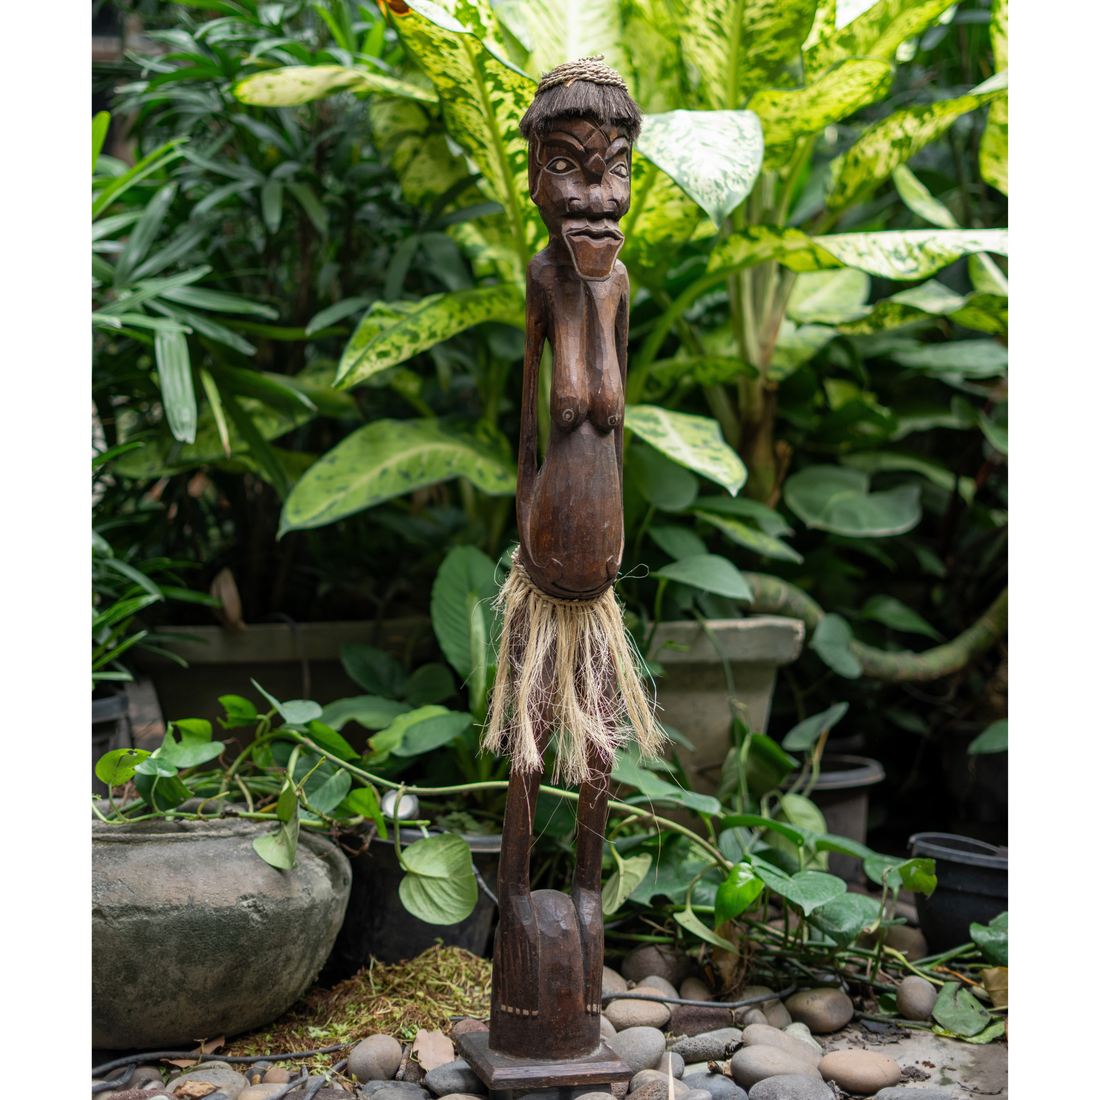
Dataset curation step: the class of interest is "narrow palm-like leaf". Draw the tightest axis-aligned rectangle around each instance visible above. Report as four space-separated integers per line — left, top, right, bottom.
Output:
336 285 524 389
279 418 517 534
113 182 178 289
827 71 1008 211
635 110 763 227
200 368 232 458
154 330 197 444
233 64 438 106
92 111 110 174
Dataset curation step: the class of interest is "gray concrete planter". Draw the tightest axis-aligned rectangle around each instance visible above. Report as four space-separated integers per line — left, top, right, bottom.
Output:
648 615 805 795
92 818 352 1049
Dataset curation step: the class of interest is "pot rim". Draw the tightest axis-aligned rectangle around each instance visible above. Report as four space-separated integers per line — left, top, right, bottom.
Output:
782 754 886 791
908 831 1008 869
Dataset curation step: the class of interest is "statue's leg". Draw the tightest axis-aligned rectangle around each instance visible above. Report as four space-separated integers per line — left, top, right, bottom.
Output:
572 737 612 1018
493 723 550 1019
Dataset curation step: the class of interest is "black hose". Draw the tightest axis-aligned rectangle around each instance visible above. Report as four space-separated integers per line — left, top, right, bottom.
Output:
600 983 798 1009
92 1062 135 1093
303 1058 349 1098
91 1043 353 1079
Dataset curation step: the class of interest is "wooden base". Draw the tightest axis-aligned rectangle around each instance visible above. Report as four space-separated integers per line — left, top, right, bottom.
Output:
455 1031 632 1093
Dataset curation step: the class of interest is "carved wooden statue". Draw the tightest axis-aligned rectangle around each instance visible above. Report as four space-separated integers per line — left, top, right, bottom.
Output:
460 57 666 1092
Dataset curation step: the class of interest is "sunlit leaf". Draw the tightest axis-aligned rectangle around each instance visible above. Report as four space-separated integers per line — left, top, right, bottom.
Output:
233 64 437 106
626 406 747 496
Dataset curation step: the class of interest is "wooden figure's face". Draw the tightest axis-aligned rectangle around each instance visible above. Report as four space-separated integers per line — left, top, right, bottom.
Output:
529 117 632 280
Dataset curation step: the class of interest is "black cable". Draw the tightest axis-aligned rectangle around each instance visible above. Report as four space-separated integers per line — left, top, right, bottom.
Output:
600 983 798 1009
91 1043 353 1078
303 1058 349 1098
91 1062 135 1093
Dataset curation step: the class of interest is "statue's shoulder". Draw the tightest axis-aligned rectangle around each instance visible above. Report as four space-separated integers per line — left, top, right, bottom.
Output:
527 247 558 285
612 259 630 296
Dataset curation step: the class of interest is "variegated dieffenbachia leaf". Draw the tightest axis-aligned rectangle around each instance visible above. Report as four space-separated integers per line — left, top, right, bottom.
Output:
786 267 871 325
979 0 1008 195
279 417 517 534
389 0 542 264
336 285 525 389
676 0 818 109
706 225 840 275
520 0 624 78
804 0 957 80
616 0 689 114
635 110 763 228
892 163 958 228
626 405 747 495
826 70 1008 210
233 64 438 106
371 98 471 209
749 58 893 167
807 228 1008 280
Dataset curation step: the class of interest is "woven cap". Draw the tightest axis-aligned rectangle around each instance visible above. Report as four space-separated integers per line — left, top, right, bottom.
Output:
536 55 628 93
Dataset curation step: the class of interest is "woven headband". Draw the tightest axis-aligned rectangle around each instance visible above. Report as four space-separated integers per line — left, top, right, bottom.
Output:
535 55 628 93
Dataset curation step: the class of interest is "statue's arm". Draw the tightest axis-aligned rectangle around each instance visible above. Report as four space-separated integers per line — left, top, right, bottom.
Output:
517 265 549 537
614 272 629 479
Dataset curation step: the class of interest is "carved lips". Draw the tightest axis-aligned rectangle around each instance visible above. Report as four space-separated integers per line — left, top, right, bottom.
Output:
561 217 625 281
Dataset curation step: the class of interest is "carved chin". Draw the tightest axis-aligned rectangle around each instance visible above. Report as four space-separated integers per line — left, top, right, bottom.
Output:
563 225 625 281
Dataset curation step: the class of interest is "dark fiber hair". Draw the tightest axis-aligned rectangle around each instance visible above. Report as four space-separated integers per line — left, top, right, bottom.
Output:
519 81 643 144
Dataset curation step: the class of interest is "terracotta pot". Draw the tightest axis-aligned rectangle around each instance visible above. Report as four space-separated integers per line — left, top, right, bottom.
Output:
92 817 351 1048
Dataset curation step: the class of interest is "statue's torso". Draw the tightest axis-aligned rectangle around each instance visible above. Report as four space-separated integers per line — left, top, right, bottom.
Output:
519 248 626 599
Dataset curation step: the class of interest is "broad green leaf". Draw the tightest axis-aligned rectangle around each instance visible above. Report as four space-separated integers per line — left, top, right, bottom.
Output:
892 164 958 229
933 981 992 1038
155 330 196 444
809 228 1008 280
785 465 922 536
253 800 300 869
95 747 152 787
250 679 324 725
403 662 457 706
717 737 800 802
750 59 893 166
774 793 829 869
653 554 751 601
306 296 375 335
786 268 871 325
390 0 542 264
233 64 437 106
613 744 724 816
279 418 516 534
806 891 881 948
897 857 937 895
340 644 408 698
649 526 708 563
676 0 818 109
336 285 524 388
647 354 757 396
805 0 958 80
369 705 450 762
628 442 700 512
307 767 353 814
626 406 747 496
398 832 479 924
696 511 804 563
694 494 793 537
431 544 498 679
811 613 862 679
714 863 765 924
968 719 1008 755
891 339 1007 377
521 0 623 77
620 156 705 285
305 719 357 762
707 225 840 276
343 786 388 837
134 770 191 812
157 722 227 769
979 0 1007 194
827 72 1007 211
319 695 411 731
635 111 764 227
719 813 806 846
603 853 653 916
392 710 474 756
970 911 1008 966
673 904 741 951
782 702 850 751
861 595 943 640
969 252 1009 296
748 859 847 915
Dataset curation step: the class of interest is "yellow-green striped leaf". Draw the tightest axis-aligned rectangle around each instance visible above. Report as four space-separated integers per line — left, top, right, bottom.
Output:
809 228 1007 280
706 226 841 275
826 71 1008 211
620 155 705 285
520 0 624 78
626 406 747 496
279 418 517 534
979 0 1007 195
233 64 437 106
336 285 525 389
892 163 958 228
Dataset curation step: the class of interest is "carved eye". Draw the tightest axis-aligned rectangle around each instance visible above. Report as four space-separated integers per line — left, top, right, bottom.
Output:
547 158 574 173
610 163 630 179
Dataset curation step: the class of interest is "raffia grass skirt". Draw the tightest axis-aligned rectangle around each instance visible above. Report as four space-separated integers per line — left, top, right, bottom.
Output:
483 553 665 786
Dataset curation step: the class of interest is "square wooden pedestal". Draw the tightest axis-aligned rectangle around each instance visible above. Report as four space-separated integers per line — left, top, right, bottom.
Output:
455 1031 632 1095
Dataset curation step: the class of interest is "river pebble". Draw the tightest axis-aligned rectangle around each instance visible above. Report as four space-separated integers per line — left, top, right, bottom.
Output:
817 1050 901 1094
784 988 853 1033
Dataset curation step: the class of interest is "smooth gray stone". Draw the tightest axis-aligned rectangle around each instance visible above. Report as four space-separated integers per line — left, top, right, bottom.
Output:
729 1046 822 1090
349 1035 404 1082
783 989 853 1035
680 1073 746 1100
671 1029 742 1063
747 1075 832 1100
896 975 938 1021
680 1091 714 1100
655 1052 685 1079
607 1026 667 1073
362 1080 432 1100
621 945 691 987
424 1060 487 1098
604 966 629 997
92 820 351 1048
875 1090 955 1100
173 1062 251 1100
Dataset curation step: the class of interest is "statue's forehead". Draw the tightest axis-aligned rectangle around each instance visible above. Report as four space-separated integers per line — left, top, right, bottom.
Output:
540 117 628 150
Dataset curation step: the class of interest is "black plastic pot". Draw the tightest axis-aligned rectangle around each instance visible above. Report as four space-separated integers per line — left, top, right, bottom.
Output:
319 829 500 983
92 688 131 797
785 755 885 881
909 832 1008 954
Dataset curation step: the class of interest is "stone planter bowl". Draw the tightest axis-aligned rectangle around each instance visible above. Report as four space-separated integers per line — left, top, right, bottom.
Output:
92 817 352 1049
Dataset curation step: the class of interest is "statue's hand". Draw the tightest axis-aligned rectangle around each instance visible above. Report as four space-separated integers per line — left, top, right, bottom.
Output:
572 886 604 1015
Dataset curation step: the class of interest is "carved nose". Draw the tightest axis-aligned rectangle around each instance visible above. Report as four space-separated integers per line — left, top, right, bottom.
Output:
584 153 607 176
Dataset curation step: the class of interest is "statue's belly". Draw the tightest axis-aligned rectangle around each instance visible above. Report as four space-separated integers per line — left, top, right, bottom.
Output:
522 421 623 599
